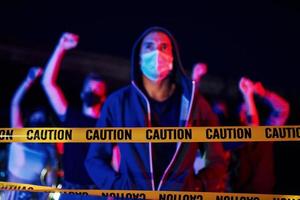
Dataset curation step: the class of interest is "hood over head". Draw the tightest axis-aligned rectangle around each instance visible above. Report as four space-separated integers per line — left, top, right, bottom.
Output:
130 26 193 99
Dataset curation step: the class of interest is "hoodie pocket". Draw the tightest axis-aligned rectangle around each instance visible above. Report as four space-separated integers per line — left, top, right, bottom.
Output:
112 175 131 190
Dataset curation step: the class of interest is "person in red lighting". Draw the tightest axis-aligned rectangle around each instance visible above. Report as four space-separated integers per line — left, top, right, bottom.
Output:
85 27 228 193
191 62 212 174
41 32 107 200
229 77 290 193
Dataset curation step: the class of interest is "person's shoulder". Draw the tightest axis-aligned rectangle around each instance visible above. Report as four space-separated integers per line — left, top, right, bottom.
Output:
105 85 134 104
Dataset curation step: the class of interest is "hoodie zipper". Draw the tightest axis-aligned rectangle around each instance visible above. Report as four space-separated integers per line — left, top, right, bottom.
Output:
131 81 155 191
157 81 196 191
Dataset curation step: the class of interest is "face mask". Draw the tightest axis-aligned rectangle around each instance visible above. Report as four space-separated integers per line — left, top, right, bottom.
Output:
140 50 173 82
82 92 101 107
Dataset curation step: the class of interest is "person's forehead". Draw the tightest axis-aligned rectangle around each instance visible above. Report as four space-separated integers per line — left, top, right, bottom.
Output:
142 31 172 44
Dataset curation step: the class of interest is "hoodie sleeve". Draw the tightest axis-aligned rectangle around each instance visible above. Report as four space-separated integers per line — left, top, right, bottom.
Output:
85 99 128 189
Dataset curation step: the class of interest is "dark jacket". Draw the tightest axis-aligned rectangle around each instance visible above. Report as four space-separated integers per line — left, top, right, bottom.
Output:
85 27 227 192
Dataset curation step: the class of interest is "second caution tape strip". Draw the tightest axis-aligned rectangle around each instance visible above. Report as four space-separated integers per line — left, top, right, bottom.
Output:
0 126 300 143
0 181 299 200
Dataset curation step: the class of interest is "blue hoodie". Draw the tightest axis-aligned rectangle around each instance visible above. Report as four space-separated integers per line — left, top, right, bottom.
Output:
85 27 227 192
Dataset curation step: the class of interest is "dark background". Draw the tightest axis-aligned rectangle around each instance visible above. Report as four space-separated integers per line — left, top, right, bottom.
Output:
0 1 299 123
0 0 299 194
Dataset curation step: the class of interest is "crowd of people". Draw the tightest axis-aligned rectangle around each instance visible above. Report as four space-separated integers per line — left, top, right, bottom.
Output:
0 27 291 199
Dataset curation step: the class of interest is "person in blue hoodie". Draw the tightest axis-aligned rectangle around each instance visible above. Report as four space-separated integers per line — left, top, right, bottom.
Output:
85 27 228 193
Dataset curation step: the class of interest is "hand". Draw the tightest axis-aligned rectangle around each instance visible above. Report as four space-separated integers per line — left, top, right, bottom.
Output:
192 63 207 82
27 67 43 81
239 77 255 97
111 145 121 172
58 32 79 50
254 81 266 97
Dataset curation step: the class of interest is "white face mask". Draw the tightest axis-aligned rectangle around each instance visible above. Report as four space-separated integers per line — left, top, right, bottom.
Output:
140 50 173 82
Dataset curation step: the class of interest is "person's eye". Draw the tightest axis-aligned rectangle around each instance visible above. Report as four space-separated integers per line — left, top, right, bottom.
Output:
145 43 153 50
161 44 168 51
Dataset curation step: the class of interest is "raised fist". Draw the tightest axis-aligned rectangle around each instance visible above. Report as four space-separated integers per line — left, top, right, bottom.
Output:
239 77 255 97
192 63 207 82
58 32 79 50
254 82 266 97
27 66 43 81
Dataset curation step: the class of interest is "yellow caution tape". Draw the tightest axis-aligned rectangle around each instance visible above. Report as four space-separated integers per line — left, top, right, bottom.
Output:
0 126 300 143
0 181 299 199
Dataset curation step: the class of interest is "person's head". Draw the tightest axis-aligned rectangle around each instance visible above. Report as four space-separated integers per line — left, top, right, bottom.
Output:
139 31 174 83
192 63 207 83
80 73 107 107
213 100 228 117
26 107 54 127
28 110 47 127
212 100 229 125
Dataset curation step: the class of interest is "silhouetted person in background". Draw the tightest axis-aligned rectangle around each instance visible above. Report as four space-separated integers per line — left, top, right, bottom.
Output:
229 77 289 193
42 33 107 200
2 67 57 200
